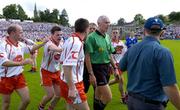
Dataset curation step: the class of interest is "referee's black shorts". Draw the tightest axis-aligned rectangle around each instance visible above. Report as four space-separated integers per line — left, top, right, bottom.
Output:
92 63 110 86
83 64 90 93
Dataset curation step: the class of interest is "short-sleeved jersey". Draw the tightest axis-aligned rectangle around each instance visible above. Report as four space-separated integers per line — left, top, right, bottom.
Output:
85 30 115 64
0 37 33 77
60 33 84 83
41 40 63 73
112 40 127 63
22 39 38 54
125 36 138 48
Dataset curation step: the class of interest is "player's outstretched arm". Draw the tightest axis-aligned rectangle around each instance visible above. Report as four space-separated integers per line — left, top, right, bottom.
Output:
48 44 63 53
30 38 49 52
2 58 33 67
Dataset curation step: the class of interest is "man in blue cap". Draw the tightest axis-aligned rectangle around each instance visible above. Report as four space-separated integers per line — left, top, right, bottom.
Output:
119 17 180 110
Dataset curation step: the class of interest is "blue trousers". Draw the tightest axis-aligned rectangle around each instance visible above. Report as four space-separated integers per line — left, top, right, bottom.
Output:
127 95 165 110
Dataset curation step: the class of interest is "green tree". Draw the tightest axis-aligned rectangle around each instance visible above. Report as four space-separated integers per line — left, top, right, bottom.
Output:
17 4 28 21
39 9 51 22
134 14 145 26
0 14 4 19
3 4 18 19
168 11 180 23
59 9 69 26
50 9 59 23
3 4 28 21
156 14 168 24
117 18 125 26
39 8 60 23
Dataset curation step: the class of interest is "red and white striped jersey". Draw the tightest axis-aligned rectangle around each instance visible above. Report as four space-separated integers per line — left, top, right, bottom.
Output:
0 37 33 77
60 33 84 83
41 40 63 72
112 40 127 63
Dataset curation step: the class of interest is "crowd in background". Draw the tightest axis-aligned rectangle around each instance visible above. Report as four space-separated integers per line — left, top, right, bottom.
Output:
0 20 180 41
0 21 73 41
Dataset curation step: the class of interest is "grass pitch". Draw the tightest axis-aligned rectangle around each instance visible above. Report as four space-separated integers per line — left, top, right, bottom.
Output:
0 40 179 110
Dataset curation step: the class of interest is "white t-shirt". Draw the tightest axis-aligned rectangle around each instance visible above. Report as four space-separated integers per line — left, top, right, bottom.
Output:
0 37 33 77
41 40 62 72
60 36 84 83
112 40 127 63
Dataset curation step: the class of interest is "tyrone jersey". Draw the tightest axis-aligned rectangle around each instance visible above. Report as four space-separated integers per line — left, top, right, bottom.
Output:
60 34 84 83
41 40 62 72
0 37 33 77
112 40 127 63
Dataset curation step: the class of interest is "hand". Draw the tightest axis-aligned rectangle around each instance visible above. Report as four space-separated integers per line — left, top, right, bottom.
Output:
68 87 77 101
42 37 49 44
89 74 97 87
21 58 33 65
115 46 123 54
114 68 120 80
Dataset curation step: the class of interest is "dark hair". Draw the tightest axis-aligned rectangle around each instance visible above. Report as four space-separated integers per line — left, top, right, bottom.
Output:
51 26 61 34
75 18 89 33
145 28 162 36
7 25 17 34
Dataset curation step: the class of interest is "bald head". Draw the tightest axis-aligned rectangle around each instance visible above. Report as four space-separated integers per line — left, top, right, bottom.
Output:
97 15 110 24
7 24 22 35
97 15 110 33
7 24 23 41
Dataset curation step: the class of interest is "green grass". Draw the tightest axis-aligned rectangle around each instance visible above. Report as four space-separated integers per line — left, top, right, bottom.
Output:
0 40 180 110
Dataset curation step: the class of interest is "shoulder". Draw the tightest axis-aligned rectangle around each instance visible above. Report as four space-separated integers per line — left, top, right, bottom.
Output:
45 40 53 46
105 33 110 39
153 43 171 59
64 37 81 48
18 41 26 47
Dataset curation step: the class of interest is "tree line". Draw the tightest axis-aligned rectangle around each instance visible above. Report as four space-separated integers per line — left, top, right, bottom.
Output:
0 4 180 26
117 12 180 26
0 4 69 26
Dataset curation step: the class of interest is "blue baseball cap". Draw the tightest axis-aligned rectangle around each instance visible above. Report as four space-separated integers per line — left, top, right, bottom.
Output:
144 17 164 30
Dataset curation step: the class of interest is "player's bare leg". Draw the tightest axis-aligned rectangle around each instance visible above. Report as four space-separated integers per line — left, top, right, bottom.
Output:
48 84 61 110
39 86 54 109
2 94 11 110
16 87 30 110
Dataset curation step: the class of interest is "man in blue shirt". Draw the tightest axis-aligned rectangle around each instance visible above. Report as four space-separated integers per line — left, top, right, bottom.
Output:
125 32 138 49
120 17 180 110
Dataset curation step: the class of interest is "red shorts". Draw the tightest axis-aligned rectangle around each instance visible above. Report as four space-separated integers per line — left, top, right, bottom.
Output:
0 74 27 94
109 63 123 75
40 68 61 86
60 80 87 104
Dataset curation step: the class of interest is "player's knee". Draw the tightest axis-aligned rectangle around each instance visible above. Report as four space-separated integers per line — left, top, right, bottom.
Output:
107 95 112 102
103 93 112 103
22 97 30 105
3 99 10 106
47 93 54 99
54 95 61 99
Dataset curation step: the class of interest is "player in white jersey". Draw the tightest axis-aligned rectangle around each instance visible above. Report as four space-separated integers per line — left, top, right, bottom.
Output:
0 24 48 110
38 26 63 110
60 18 90 110
22 38 38 72
109 28 128 104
